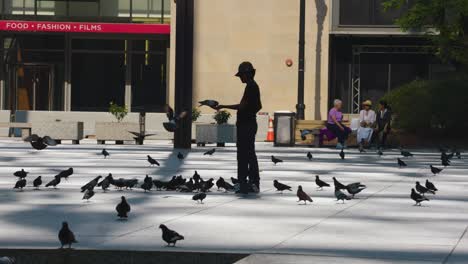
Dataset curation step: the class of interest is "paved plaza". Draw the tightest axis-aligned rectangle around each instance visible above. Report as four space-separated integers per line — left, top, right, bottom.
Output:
0 139 467 263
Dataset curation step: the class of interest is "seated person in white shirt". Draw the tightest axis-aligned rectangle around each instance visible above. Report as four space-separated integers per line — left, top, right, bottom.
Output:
357 100 376 147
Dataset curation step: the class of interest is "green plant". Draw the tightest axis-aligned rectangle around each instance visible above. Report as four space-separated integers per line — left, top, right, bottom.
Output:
381 78 468 136
192 107 201 122
109 102 128 122
214 110 231 125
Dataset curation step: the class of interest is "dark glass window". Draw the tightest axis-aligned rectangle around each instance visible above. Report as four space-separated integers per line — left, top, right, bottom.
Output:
339 0 413 26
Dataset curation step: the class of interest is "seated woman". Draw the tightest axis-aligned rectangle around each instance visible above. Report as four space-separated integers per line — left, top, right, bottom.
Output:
373 100 392 149
357 100 376 147
326 99 350 149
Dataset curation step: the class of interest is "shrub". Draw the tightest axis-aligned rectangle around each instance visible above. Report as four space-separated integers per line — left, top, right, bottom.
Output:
192 107 201 122
214 110 231 125
109 102 128 122
381 78 468 136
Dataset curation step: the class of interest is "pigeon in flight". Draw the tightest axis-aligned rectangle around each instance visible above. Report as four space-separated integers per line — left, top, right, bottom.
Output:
335 188 351 203
101 149 109 159
58 222 77 249
116 196 131 219
159 224 184 247
192 192 207 204
401 149 414 157
415 181 435 196
339 149 345 160
81 176 102 193
333 177 346 190
33 176 42 189
204 148 216 156
273 180 292 193
425 179 438 192
45 175 61 188
82 188 95 202
271 156 283 165
13 169 28 179
411 188 429 206
397 158 407 168
14 178 26 191
315 175 330 190
346 182 367 198
177 152 185 161
307 152 313 160
297 185 313 204
163 105 188 132
56 168 73 180
198 100 219 108
24 134 57 150
430 165 443 175
147 155 160 166
128 131 156 144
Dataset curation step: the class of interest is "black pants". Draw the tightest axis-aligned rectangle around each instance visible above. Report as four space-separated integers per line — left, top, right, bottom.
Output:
326 123 350 145
236 122 259 190
373 128 389 148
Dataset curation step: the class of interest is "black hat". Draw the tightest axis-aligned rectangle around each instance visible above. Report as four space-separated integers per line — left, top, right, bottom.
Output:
235 61 255 77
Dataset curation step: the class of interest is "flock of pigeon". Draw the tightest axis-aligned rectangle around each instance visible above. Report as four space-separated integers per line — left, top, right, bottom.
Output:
9 143 461 250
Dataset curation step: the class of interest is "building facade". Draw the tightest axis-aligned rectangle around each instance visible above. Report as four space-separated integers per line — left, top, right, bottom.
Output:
0 0 443 124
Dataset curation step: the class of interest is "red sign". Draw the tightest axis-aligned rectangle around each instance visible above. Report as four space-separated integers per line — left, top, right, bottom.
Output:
0 20 170 34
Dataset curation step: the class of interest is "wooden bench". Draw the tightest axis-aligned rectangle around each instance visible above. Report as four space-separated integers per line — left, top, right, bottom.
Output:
0 122 32 139
295 120 356 147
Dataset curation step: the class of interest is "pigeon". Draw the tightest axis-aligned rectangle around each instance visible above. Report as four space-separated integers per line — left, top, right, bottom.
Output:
45 175 61 188
147 155 160 166
339 149 345 160
335 188 351 203
153 179 169 190
307 152 313 160
24 134 57 150
397 158 407 168
273 180 292 193
377 149 383 156
179 179 195 192
415 181 435 196
401 150 414 157
0 257 15 264
81 176 102 193
198 100 219 108
177 152 185 161
425 179 438 192
58 222 77 249
455 151 461 159
333 177 346 190
200 178 214 192
346 182 367 198
411 188 429 206
271 156 283 165
159 224 184 247
358 142 365 153
297 185 313 204
122 179 139 190
82 188 95 202
141 176 153 192
192 192 207 203
216 177 234 192
204 148 216 156
315 175 330 190
128 131 156 143
430 165 443 175
13 169 28 179
442 158 450 167
230 177 239 185
33 176 42 189
101 149 109 158
300 129 312 140
163 105 188 132
97 174 112 192
56 168 73 180
14 178 26 191
116 196 131 219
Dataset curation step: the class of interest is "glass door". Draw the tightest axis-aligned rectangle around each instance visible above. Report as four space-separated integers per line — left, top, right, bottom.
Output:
15 64 53 111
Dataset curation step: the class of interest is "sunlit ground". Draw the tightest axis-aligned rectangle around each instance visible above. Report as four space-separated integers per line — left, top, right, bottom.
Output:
0 138 466 263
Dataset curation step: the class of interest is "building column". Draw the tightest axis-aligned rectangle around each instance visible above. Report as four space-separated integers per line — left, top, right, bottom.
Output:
125 40 132 111
64 34 71 111
0 34 4 110
174 0 194 149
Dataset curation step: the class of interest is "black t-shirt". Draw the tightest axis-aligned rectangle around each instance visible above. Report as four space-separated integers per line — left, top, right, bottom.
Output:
237 80 262 124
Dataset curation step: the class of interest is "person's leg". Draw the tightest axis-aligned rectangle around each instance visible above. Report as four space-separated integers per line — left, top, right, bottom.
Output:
236 125 249 193
326 124 344 147
246 123 260 190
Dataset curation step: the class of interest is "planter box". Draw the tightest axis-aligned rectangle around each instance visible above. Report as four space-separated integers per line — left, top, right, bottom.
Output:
196 124 236 145
95 122 139 144
32 121 84 143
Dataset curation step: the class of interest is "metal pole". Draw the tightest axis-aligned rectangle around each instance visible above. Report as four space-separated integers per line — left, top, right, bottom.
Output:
174 0 194 149
296 0 306 120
